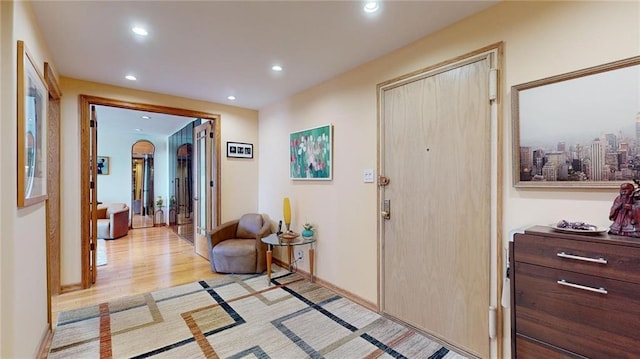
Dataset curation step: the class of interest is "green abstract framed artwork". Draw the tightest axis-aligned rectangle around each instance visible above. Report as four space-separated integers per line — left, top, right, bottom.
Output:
290 124 332 180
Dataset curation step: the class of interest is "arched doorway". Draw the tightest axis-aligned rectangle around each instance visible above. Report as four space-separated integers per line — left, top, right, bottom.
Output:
131 140 156 228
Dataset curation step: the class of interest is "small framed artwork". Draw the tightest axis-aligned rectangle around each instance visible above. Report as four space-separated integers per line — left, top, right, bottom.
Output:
227 142 253 159
290 124 333 180
97 156 110 175
17 40 49 207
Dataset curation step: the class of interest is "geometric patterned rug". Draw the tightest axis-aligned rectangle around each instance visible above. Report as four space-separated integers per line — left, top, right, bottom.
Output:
48 270 469 358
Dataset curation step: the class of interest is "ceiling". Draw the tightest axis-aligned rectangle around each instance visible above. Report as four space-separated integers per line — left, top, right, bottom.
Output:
94 105 196 137
30 0 498 135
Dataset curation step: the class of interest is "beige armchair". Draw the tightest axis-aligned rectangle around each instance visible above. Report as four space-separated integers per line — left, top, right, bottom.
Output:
207 213 272 274
96 203 130 239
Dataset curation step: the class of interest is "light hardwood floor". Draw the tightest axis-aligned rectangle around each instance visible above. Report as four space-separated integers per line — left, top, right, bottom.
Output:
51 226 220 324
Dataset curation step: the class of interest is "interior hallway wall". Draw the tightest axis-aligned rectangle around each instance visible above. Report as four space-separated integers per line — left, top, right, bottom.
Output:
0 1 57 357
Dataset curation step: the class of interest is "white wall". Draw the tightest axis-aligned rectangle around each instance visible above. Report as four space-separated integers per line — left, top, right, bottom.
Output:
97 128 169 218
258 1 640 357
0 1 5 352
59 78 260 286
0 1 54 357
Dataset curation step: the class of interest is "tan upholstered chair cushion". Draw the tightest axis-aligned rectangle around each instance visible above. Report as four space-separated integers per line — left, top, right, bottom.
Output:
96 203 130 239
236 213 266 239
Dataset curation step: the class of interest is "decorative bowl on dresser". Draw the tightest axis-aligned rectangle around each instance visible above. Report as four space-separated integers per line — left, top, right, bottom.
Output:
510 225 640 358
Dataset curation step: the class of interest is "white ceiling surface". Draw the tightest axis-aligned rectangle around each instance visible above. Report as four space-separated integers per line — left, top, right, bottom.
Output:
31 1 498 135
95 105 195 136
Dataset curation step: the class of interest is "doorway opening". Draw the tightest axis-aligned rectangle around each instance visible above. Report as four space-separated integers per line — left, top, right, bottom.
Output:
79 95 221 288
131 140 155 229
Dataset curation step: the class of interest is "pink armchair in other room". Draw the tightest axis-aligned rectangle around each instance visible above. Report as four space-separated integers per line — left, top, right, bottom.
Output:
207 213 272 274
96 203 130 239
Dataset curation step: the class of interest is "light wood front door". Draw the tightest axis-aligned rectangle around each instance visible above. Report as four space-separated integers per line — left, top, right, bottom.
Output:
380 49 497 358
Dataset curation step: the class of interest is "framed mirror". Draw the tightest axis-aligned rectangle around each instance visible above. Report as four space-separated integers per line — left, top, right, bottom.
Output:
131 140 155 228
512 56 640 188
175 143 193 225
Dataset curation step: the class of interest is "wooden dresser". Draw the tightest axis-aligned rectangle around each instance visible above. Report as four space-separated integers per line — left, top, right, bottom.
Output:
510 226 640 358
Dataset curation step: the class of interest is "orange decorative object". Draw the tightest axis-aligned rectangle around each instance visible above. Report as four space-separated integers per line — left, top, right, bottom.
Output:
283 197 291 231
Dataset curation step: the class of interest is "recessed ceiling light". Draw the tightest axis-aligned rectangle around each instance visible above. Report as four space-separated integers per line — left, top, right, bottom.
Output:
125 75 137 81
141 115 151 119
132 27 148 36
135 128 142 132
271 65 283 72
227 95 236 101
364 2 379 13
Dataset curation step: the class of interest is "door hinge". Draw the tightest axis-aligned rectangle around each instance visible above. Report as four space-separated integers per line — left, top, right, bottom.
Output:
90 242 95 251
90 181 95 189
90 119 96 128
489 68 498 101
209 132 214 138
489 306 497 339
210 180 214 187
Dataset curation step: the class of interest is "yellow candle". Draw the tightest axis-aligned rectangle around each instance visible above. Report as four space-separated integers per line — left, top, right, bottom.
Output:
283 197 291 230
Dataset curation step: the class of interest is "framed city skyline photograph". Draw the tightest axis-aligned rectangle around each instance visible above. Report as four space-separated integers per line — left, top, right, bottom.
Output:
512 55 640 189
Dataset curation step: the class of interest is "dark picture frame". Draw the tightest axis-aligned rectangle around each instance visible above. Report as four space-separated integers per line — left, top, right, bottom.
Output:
17 40 48 207
227 142 253 159
512 56 640 188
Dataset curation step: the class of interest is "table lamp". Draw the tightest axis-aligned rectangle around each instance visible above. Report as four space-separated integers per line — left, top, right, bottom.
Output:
283 197 291 232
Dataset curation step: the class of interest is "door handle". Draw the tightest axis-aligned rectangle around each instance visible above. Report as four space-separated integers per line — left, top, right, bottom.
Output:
557 279 607 295
557 252 607 264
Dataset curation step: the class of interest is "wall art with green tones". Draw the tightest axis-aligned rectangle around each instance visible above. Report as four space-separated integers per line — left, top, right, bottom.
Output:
289 124 332 180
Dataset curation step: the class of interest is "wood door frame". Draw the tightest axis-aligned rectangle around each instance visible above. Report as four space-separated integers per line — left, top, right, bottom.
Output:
79 95 222 287
376 42 503 358
44 62 62 328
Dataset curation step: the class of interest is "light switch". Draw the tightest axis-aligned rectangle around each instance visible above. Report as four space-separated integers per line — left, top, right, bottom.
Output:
363 169 375 183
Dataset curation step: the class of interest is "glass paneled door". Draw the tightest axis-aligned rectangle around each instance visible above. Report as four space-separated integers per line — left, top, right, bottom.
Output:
193 121 216 259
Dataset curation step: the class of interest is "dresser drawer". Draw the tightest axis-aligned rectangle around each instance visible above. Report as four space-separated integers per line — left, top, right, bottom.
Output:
515 335 584 359
514 233 640 283
514 262 640 358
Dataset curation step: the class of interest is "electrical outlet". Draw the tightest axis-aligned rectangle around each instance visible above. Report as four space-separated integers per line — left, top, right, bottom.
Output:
296 249 304 261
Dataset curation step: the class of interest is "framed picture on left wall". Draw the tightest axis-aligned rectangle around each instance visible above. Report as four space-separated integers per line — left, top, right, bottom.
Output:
97 156 110 175
17 40 49 207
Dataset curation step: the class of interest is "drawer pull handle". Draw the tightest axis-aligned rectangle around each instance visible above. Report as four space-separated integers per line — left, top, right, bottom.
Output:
557 252 607 264
557 279 608 295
